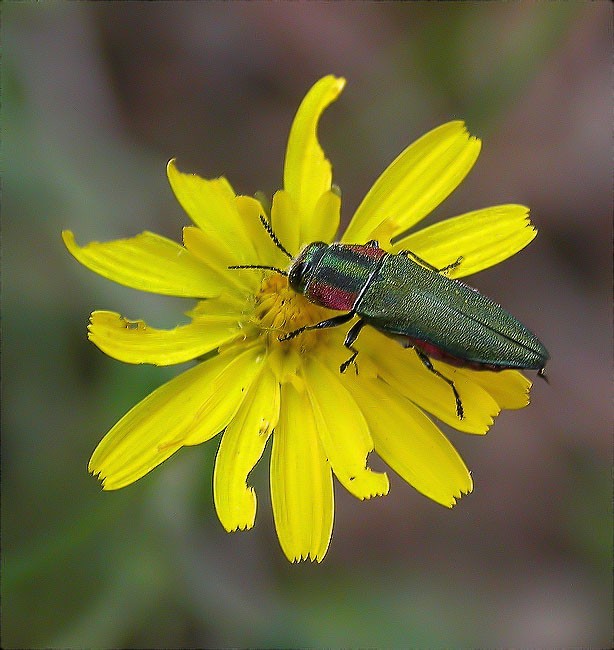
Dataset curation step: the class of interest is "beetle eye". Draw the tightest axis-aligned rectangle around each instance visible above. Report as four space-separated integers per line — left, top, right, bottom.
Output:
288 261 311 291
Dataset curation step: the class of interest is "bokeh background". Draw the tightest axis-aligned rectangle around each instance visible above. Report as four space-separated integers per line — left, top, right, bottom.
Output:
3 2 611 648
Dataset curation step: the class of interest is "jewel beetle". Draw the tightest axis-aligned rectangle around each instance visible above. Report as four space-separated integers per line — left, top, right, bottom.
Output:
231 216 549 419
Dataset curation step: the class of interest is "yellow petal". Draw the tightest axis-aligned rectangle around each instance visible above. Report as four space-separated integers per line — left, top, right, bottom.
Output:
63 230 221 297
167 159 256 260
88 310 243 366
343 121 481 245
348 374 472 507
235 195 290 269
301 189 341 246
181 225 236 273
89 345 263 490
305 355 389 499
214 368 280 531
283 75 346 245
460 368 531 410
390 205 536 278
182 346 265 446
270 189 300 261
182 226 259 295
358 328 499 433
187 294 247 319
270 382 334 562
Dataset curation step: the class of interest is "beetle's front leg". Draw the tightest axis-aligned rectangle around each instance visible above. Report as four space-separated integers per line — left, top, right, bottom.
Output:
278 311 355 342
339 319 367 374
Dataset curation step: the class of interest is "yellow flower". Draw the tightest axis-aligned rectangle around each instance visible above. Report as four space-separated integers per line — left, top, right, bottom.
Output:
63 75 537 562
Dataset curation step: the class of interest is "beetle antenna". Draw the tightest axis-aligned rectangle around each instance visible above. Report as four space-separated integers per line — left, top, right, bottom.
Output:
227 216 292 275
228 264 287 276
259 215 293 260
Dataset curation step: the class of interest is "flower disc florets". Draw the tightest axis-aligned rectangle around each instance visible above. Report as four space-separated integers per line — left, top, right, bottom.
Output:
252 273 336 354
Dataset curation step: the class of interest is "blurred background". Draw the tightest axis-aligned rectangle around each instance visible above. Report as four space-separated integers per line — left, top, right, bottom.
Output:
3 2 611 647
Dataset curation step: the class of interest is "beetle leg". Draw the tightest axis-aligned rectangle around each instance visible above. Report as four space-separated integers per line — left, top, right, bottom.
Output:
278 311 355 342
397 249 440 271
413 348 464 419
398 249 463 275
340 319 367 374
537 367 549 384
365 240 380 248
437 256 464 275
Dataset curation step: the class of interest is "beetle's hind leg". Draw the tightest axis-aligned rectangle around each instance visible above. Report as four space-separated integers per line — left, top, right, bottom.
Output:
414 348 464 419
340 319 367 374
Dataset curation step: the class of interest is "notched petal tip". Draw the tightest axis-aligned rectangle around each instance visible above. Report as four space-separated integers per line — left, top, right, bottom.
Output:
455 475 475 502
346 468 390 500
88 464 114 491
290 551 327 563
440 482 473 509
462 368 532 412
311 74 345 95
216 484 258 533
463 410 497 436
225 519 255 534
454 119 482 145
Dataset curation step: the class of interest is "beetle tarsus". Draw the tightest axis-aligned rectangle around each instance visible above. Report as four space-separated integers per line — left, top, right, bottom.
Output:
537 367 549 384
278 328 304 342
340 351 358 374
339 319 366 374
438 256 464 275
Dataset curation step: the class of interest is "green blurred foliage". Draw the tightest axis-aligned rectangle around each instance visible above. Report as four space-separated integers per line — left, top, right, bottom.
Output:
2 2 611 648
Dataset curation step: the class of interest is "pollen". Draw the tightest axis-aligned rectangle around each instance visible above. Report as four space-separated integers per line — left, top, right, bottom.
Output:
252 273 335 352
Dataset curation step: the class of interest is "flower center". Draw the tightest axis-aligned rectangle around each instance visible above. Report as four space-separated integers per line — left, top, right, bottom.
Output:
252 273 337 352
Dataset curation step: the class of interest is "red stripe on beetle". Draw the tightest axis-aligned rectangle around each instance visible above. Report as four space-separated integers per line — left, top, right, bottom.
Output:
404 337 501 371
307 282 359 311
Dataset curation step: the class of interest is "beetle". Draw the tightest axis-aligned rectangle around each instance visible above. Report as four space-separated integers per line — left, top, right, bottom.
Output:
231 216 549 419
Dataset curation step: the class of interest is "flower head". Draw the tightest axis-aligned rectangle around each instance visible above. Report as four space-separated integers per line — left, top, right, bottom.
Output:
64 76 539 562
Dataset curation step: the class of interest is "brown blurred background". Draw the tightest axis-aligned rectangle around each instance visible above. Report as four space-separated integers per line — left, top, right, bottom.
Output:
3 2 611 648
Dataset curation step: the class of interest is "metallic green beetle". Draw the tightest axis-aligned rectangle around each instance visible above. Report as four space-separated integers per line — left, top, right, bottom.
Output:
231 217 549 419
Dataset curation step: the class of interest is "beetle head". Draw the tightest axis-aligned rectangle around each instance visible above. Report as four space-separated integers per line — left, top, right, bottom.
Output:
288 242 328 294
